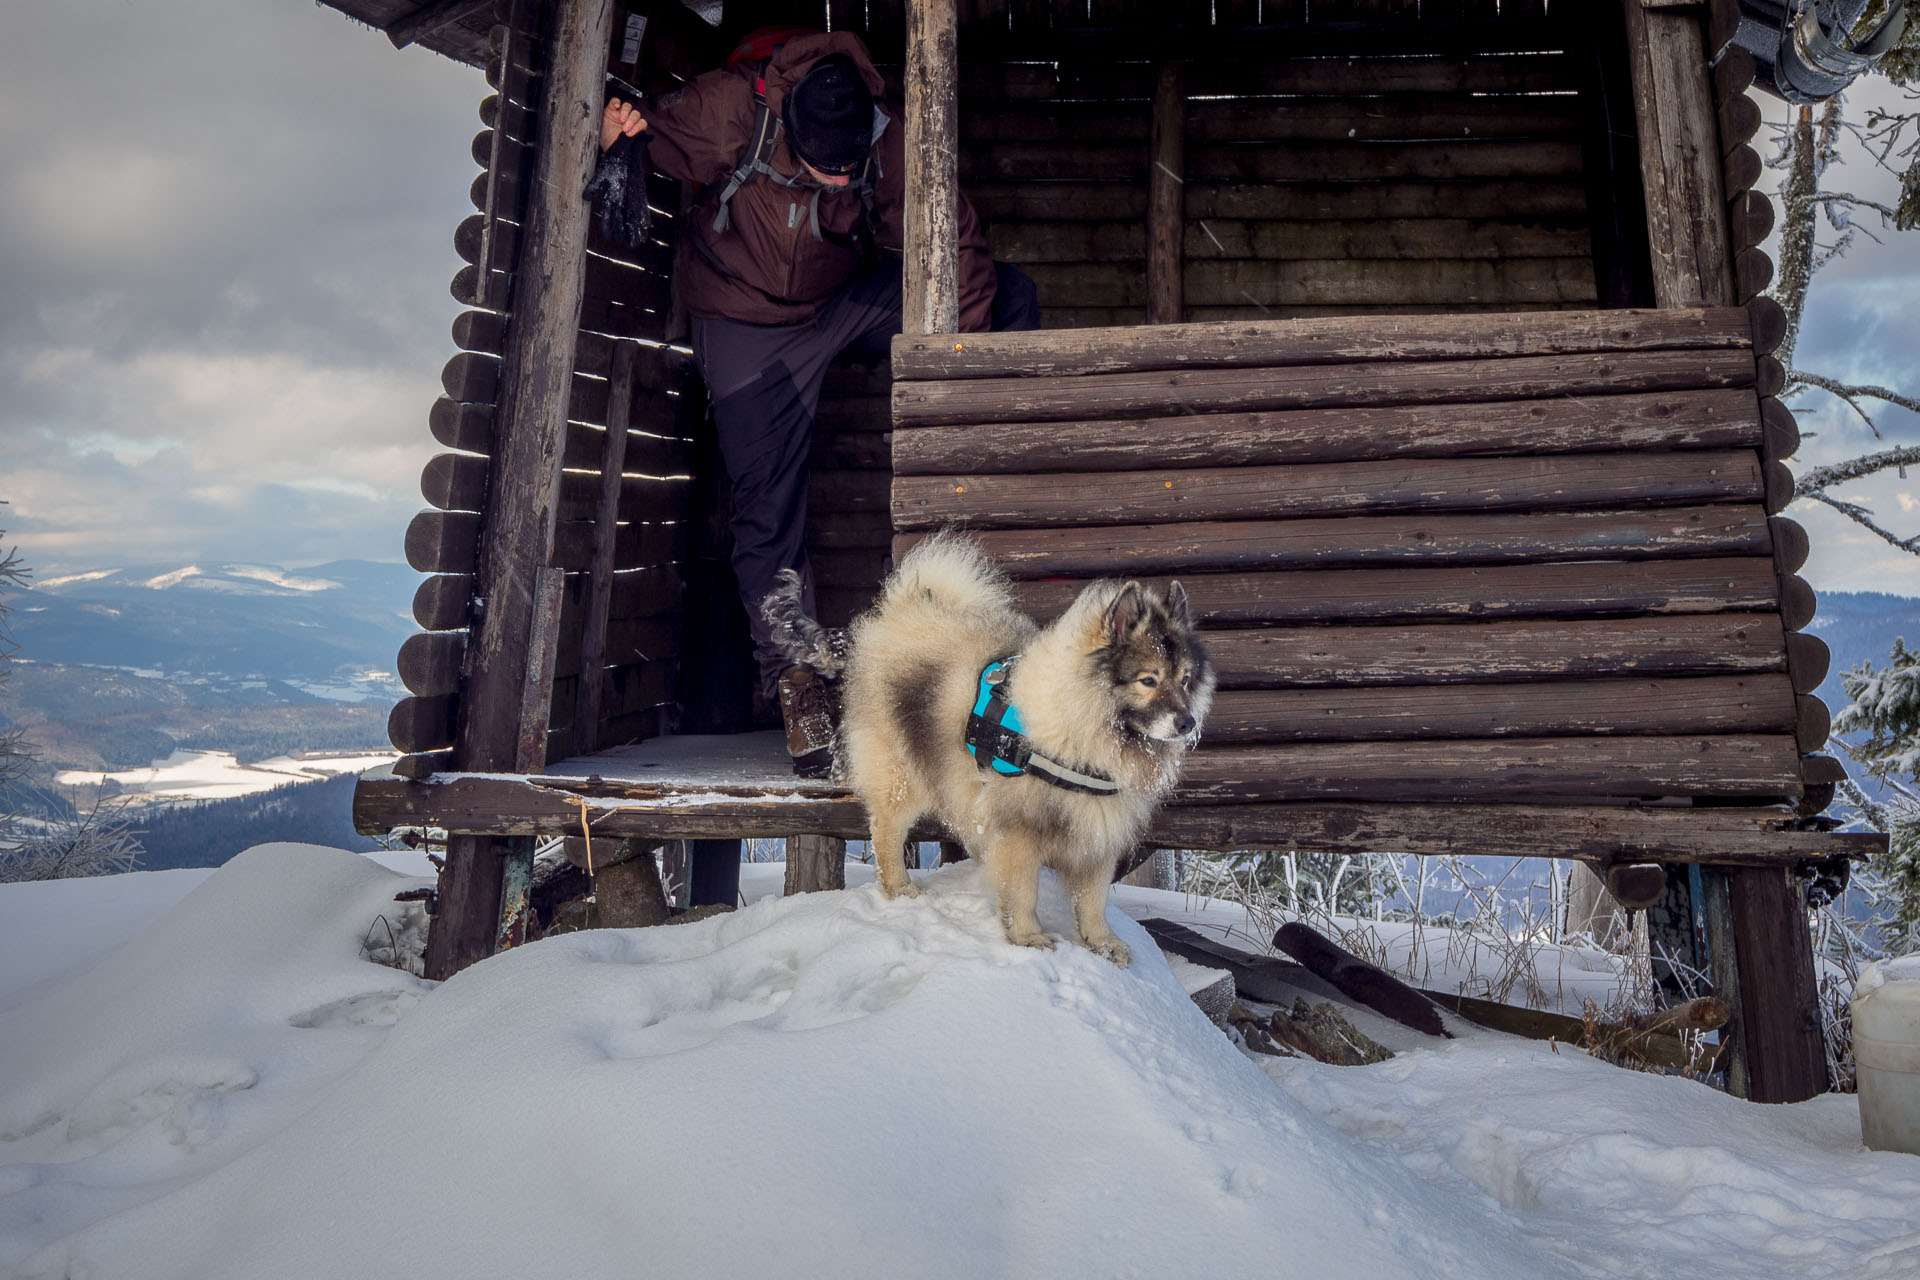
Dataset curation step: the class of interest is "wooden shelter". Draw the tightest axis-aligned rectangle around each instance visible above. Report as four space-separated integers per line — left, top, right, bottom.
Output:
336 0 1885 1103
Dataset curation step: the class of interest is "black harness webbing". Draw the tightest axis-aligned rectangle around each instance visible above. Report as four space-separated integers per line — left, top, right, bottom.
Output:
964 658 1120 797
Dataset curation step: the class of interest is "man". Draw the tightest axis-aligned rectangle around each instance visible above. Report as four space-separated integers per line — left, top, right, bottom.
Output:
597 30 1035 717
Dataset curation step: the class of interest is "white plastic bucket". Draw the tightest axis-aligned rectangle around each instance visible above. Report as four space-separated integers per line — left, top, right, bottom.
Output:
1853 954 1920 1156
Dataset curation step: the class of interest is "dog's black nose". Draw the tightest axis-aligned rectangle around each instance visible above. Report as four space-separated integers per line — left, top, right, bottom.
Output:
1174 713 1196 736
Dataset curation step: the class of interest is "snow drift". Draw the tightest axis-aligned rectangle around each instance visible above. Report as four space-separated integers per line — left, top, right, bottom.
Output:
4 846 1918 1279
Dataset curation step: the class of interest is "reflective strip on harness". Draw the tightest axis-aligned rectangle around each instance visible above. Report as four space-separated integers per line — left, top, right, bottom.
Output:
964 659 1120 796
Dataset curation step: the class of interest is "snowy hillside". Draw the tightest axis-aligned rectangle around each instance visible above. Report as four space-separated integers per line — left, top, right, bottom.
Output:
3 848 1917 1279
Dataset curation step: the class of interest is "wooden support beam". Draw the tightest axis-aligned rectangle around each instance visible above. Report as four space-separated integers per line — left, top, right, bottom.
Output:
1727 865 1829 1101
1146 61 1186 325
428 0 614 981
904 0 960 336
1621 0 1735 306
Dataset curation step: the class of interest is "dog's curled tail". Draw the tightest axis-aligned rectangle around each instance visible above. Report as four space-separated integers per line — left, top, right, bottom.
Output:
886 529 1013 618
758 569 849 677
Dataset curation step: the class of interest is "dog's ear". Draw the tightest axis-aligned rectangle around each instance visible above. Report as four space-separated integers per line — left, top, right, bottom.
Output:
1166 580 1192 630
1105 582 1145 645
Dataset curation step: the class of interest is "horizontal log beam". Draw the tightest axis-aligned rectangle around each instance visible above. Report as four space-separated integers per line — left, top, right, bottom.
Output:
891 305 1751 381
1201 675 1797 743
351 774 1884 863
892 347 1756 426
891 388 1761 475
1203 613 1785 688
1177 735 1801 802
1006 558 1782 626
894 450 1762 530
896 505 1772 577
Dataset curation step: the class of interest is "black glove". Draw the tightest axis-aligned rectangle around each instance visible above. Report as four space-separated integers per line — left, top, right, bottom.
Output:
583 128 654 249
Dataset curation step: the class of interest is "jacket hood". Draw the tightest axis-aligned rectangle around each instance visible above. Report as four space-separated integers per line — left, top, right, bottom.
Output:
758 31 887 112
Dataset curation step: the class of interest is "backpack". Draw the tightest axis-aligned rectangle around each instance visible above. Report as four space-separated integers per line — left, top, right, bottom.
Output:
705 27 883 248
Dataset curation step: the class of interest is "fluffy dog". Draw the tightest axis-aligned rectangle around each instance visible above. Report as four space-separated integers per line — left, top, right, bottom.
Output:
764 531 1213 966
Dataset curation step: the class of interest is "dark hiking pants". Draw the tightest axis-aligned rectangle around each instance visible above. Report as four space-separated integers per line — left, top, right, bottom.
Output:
694 261 1038 702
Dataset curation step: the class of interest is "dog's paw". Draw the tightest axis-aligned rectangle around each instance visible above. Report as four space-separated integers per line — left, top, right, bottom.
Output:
1085 935 1133 968
1005 927 1055 951
879 878 922 901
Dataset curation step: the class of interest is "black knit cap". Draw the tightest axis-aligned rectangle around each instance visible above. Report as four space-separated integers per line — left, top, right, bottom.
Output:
782 55 873 175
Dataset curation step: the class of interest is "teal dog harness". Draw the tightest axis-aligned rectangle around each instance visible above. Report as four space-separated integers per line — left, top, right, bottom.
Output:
964 658 1120 796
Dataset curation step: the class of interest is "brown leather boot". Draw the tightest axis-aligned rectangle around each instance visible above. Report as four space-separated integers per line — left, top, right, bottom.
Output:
777 664 839 779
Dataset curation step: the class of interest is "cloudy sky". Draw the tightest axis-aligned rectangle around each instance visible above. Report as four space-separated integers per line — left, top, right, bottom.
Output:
1 0 477 573
2 3 1918 597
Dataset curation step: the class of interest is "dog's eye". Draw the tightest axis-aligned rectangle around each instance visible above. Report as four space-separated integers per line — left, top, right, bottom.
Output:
1137 675 1158 689
1181 673 1193 690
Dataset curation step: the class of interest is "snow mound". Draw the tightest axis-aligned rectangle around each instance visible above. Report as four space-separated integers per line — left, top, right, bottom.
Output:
8 852 1555 1280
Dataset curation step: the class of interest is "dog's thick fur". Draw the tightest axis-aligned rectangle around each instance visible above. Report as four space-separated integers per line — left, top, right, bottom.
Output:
765 532 1213 966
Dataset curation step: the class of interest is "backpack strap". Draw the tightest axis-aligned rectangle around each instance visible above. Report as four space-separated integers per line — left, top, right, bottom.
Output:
709 83 803 234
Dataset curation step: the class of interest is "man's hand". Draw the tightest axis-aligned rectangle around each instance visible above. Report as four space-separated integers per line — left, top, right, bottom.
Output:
600 98 647 152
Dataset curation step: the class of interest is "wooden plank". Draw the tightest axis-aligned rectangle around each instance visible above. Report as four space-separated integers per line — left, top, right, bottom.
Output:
1200 675 1798 743
959 137 1585 184
968 178 1591 223
892 347 1756 426
893 450 1763 530
571 339 638 756
904 0 960 336
895 505 1772 577
893 306 1751 380
891 388 1762 474
352 772 1881 863
962 94 1583 144
390 693 458 755
988 217 1594 265
1176 735 1802 802
1201 613 1787 688
1147 60 1186 326
1622 0 1735 306
1022 257 1598 311
1006 558 1781 625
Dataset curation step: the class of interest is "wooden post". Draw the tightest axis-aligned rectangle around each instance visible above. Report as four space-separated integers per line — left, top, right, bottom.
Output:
1699 867 1750 1097
571 339 640 755
1620 0 1734 306
904 0 960 336
1146 61 1186 326
1728 866 1828 1101
425 0 614 982
785 835 847 894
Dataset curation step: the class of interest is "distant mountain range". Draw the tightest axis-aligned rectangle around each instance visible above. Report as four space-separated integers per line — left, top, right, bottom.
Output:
4 560 420 696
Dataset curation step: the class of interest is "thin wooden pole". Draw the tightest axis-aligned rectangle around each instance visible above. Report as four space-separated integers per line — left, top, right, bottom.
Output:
572 339 640 755
904 0 960 336
1146 61 1186 326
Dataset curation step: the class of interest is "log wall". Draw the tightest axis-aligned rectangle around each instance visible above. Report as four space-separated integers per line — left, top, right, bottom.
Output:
826 1 1600 327
386 0 705 776
891 305 1834 808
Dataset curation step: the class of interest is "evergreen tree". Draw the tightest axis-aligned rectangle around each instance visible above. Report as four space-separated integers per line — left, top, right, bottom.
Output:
1836 641 1920 948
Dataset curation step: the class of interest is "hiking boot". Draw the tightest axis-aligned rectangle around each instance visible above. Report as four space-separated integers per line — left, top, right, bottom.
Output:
777 664 839 779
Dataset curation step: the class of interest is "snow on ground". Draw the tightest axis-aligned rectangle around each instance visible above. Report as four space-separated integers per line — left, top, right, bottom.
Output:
3 847 1918 1279
55 749 397 806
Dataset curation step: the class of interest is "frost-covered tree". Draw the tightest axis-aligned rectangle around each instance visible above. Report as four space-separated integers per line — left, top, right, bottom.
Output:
1835 643 1920 947
0 523 146 882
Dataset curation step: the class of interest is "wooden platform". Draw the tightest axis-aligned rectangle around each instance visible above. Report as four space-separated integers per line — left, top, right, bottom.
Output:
353 730 1880 868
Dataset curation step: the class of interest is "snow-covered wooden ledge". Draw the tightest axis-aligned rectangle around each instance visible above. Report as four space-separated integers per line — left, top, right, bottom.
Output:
353 730 1881 865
